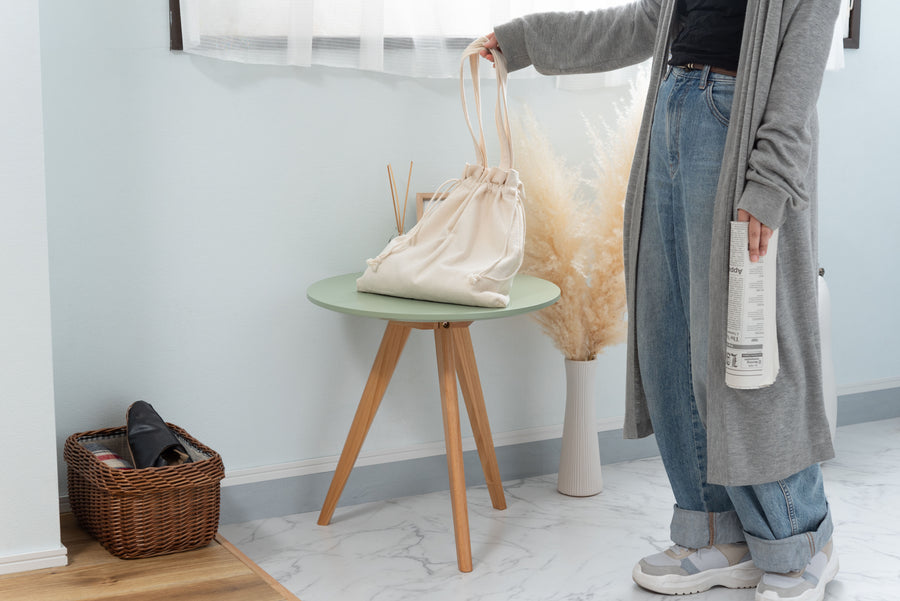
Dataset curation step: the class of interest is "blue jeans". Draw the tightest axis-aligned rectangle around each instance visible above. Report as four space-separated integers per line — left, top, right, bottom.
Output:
635 66 832 573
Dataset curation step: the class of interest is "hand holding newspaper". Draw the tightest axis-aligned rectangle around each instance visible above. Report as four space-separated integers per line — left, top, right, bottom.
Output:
725 221 779 389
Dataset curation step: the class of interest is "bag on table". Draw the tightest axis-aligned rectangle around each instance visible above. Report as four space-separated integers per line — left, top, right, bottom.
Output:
356 37 525 308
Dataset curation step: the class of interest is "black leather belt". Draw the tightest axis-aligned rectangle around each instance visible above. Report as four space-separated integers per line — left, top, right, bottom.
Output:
680 63 738 77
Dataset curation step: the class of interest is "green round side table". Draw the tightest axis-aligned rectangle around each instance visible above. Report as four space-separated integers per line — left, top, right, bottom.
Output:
307 273 559 572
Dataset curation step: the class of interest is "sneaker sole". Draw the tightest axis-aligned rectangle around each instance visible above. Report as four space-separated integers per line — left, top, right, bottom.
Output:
755 550 840 601
632 561 764 595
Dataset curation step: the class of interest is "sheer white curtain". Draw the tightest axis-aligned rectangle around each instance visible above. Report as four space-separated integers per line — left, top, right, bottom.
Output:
825 0 851 71
180 0 626 78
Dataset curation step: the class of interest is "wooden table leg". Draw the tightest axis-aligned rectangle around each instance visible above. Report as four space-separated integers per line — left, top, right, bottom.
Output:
452 327 507 511
434 325 473 573
317 321 411 526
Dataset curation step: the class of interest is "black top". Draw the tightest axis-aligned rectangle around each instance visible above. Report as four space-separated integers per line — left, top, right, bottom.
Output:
668 0 748 72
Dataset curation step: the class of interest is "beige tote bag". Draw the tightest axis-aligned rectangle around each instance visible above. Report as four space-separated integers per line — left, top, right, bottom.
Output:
356 37 525 308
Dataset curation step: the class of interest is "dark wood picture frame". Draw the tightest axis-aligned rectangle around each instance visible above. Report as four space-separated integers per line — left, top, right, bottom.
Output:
843 0 860 49
416 193 448 222
169 0 184 51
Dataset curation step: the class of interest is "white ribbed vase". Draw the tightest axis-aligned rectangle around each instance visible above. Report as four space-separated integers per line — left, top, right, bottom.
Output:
818 272 837 441
557 358 603 497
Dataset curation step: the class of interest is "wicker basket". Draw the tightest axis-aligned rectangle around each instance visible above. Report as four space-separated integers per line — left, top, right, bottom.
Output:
64 423 225 559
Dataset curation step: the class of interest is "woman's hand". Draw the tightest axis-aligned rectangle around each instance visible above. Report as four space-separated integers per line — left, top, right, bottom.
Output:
737 209 773 263
479 32 499 62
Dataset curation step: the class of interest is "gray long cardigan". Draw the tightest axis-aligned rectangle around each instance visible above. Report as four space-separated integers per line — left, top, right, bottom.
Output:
495 0 839 486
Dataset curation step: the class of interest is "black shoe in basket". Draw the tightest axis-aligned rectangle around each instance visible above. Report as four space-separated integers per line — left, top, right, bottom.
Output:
126 400 193 468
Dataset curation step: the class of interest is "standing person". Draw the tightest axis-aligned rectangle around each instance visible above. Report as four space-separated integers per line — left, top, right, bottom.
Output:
480 1 840 600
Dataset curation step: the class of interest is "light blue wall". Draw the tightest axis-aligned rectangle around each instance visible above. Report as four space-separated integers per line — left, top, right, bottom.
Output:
817 2 900 386
40 1 899 491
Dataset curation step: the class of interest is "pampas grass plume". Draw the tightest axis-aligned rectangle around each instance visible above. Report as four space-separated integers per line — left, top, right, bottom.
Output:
512 73 647 361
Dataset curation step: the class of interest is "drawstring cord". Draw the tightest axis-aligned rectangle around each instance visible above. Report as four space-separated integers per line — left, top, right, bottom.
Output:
366 177 462 271
469 186 525 285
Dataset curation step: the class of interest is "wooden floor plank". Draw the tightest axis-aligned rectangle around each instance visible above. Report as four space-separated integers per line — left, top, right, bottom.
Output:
0 514 298 601
60 537 225 572
3 550 248 601
89 574 285 601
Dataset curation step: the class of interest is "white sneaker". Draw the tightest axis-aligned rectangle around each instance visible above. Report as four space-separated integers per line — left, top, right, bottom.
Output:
755 539 839 601
633 542 763 595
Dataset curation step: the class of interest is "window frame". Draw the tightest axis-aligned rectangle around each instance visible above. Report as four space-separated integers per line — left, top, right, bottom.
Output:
168 0 475 54
169 1 862 55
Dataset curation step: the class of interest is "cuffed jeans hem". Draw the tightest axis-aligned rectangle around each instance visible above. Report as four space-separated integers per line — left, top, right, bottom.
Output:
744 507 834 573
670 505 746 548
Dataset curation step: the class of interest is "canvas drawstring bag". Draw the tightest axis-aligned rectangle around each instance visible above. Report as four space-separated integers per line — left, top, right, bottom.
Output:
356 37 525 308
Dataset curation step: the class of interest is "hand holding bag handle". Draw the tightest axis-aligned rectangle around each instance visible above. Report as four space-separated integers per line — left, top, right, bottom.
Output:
459 37 514 171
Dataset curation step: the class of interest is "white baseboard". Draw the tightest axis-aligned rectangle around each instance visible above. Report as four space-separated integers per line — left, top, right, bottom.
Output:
0 546 67 576
221 416 624 488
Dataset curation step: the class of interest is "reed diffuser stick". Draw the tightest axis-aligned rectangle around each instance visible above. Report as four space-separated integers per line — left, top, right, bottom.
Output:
401 161 413 234
387 162 414 236
387 164 401 235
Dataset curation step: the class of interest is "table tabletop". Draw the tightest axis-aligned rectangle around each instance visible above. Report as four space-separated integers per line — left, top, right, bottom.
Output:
307 273 560 323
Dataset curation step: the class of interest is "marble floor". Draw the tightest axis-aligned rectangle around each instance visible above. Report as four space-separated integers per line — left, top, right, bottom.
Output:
220 418 900 601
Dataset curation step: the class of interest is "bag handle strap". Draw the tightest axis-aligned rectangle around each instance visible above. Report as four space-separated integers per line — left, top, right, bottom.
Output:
459 37 514 170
